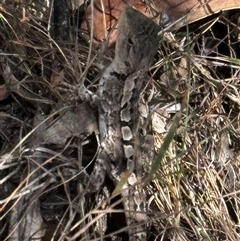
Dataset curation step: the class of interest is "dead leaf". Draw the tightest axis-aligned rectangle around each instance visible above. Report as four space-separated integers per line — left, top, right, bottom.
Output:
82 0 240 44
82 0 150 45
155 0 240 29
42 103 98 145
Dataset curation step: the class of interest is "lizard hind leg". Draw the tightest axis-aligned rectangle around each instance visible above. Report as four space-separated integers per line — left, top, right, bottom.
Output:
86 134 113 192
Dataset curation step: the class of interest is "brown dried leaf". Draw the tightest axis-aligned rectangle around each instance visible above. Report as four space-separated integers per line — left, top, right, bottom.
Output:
82 0 240 43
156 0 240 27
42 103 98 145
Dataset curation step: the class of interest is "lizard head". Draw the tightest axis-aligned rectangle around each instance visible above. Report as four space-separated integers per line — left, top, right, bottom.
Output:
113 7 160 75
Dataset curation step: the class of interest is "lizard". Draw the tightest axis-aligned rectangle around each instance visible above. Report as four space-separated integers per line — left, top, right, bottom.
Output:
78 7 159 240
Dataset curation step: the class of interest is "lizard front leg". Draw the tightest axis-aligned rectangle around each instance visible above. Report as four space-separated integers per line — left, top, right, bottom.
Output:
78 84 100 108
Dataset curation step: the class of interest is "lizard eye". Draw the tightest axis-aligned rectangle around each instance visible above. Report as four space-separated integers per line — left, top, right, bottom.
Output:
127 37 134 46
125 61 131 67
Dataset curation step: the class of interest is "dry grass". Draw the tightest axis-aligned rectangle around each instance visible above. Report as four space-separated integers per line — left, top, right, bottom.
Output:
0 1 240 241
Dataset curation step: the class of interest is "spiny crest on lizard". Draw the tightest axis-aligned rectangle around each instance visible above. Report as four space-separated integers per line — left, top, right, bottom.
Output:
112 7 160 75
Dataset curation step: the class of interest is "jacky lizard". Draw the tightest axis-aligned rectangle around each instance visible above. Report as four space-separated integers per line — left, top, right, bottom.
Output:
79 7 159 240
